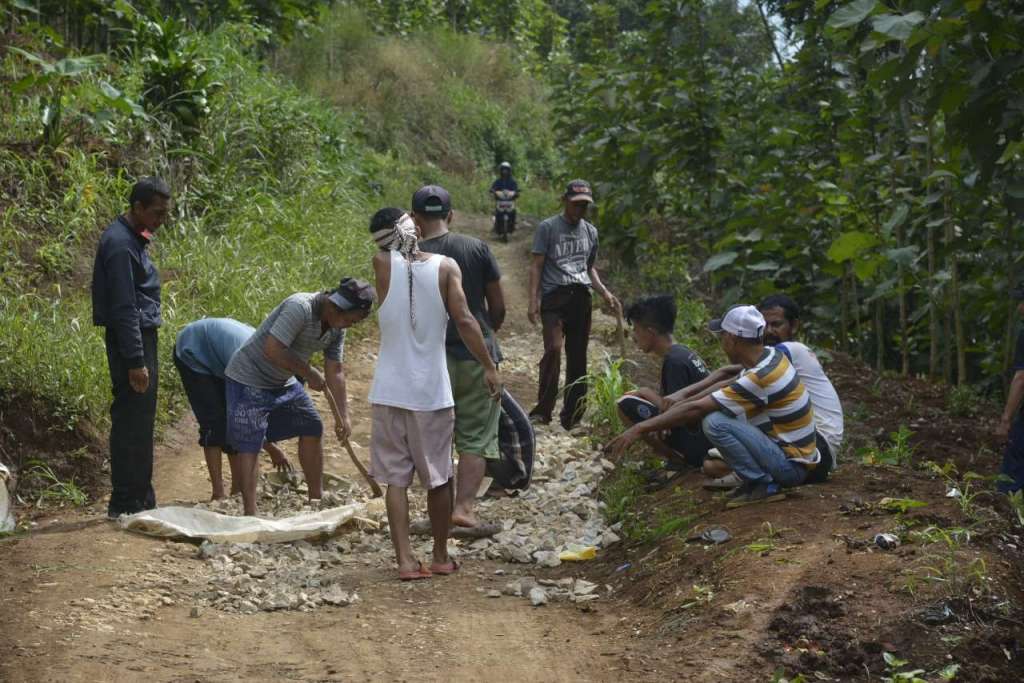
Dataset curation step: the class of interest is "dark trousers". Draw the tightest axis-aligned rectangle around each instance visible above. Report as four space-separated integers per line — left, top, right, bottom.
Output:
999 416 1024 494
104 327 158 514
532 285 592 429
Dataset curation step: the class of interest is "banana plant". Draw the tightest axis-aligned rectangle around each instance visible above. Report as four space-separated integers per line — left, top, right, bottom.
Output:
8 47 104 148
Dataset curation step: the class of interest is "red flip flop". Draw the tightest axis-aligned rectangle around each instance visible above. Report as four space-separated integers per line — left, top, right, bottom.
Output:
429 558 460 575
398 562 432 581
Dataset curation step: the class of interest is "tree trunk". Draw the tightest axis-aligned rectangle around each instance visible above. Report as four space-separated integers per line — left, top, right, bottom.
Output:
840 270 850 353
754 1 785 71
926 123 940 378
875 299 885 372
1004 207 1020 385
851 264 863 357
944 186 966 385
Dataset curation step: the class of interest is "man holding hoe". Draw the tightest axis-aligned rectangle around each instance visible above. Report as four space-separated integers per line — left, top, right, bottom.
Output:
223 278 374 516
367 206 501 580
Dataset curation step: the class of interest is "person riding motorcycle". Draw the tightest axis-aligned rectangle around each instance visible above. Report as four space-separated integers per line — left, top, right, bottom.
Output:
490 162 519 235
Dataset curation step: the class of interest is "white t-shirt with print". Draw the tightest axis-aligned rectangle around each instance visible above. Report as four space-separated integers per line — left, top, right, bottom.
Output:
777 342 844 461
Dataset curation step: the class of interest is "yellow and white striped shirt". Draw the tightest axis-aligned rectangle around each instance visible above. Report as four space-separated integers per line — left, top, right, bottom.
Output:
711 347 820 466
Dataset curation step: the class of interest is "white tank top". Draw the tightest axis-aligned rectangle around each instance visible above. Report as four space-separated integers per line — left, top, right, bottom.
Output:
369 251 454 411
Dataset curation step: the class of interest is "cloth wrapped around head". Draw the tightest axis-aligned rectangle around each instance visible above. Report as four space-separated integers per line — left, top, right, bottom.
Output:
371 211 418 256
369 208 421 330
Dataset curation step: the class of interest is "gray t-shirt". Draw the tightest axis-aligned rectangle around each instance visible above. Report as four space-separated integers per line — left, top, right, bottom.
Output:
531 214 599 296
225 293 345 389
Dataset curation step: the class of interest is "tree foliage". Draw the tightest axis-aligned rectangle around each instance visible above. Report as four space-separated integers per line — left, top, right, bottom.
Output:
552 0 1023 389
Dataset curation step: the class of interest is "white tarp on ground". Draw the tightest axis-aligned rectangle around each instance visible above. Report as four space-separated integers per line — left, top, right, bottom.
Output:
0 462 15 532
119 503 370 544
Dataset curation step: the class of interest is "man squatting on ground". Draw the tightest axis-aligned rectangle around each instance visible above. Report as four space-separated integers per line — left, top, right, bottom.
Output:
996 281 1024 494
223 278 375 516
607 305 820 508
91 177 171 519
615 295 713 486
173 318 293 501
528 179 620 430
699 294 844 488
367 207 501 580
417 185 507 529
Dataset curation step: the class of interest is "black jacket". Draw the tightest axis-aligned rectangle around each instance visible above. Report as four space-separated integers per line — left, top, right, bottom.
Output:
91 216 161 366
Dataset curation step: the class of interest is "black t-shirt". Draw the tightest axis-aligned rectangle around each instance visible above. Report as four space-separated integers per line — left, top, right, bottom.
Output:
419 232 502 363
491 177 519 192
661 343 712 464
661 343 710 396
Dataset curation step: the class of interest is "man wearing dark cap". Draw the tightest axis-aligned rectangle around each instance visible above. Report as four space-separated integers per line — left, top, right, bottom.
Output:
416 185 507 529
528 179 620 429
224 278 375 516
92 176 171 519
996 282 1024 493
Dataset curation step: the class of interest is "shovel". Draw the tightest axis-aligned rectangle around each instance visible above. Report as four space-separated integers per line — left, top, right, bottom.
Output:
323 384 383 498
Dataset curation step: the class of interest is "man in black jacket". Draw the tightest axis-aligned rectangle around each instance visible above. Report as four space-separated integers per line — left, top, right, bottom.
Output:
91 177 171 518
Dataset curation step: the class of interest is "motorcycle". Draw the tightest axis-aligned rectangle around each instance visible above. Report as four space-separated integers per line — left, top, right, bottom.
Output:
493 189 517 243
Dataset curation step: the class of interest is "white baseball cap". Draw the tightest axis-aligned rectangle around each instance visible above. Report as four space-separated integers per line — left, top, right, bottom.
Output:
708 305 765 340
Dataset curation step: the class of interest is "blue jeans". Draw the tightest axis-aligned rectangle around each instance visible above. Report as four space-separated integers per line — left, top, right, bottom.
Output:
701 411 807 487
999 416 1024 494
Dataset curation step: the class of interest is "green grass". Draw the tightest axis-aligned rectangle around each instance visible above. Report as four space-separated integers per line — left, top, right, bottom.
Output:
0 24 377 442
580 355 635 445
0 13 564 499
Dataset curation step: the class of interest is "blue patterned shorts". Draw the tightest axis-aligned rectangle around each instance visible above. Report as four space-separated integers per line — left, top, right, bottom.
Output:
225 378 322 454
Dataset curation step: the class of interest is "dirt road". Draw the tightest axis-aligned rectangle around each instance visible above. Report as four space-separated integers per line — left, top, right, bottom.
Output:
0 214 651 682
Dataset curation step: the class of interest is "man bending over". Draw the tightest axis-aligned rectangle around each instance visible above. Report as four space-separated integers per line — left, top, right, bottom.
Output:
224 278 374 516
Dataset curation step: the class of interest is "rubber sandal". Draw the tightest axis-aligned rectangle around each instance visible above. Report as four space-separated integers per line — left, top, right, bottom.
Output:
429 558 460 575
398 562 432 581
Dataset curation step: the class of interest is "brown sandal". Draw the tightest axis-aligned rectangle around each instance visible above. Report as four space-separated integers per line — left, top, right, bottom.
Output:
398 562 432 581
429 558 460 575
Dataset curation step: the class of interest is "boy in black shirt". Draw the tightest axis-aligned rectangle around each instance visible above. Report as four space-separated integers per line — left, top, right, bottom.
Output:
615 295 712 474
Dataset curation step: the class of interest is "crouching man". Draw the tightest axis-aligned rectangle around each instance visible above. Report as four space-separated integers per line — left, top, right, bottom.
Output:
606 305 819 508
224 278 375 516
614 295 712 486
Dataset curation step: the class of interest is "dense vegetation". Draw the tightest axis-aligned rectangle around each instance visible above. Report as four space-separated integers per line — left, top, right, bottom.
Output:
2 0 1021 477
556 0 1023 391
0 0 559 473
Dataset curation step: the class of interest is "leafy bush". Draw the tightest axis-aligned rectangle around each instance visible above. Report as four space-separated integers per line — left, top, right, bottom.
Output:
946 384 982 418
582 355 635 442
860 425 916 467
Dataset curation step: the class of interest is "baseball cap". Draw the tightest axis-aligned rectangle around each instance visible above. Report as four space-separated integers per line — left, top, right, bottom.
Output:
327 277 376 311
564 179 594 204
411 185 452 217
708 305 766 340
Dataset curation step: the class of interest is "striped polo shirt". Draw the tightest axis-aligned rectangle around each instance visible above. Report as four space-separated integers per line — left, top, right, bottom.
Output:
711 347 820 466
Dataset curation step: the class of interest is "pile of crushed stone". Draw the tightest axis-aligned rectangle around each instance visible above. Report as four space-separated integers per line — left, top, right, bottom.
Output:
182 418 621 613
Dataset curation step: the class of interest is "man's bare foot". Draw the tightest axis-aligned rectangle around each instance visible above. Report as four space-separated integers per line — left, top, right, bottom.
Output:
450 511 478 528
